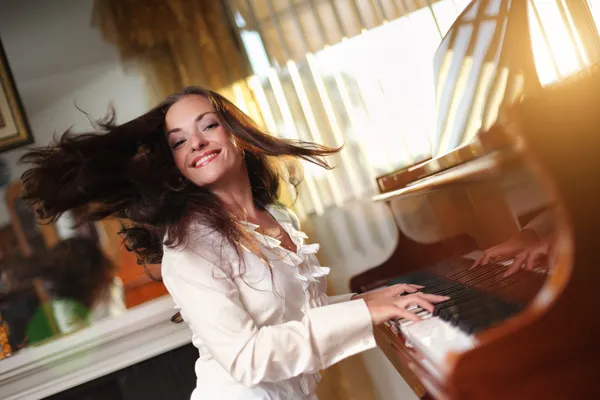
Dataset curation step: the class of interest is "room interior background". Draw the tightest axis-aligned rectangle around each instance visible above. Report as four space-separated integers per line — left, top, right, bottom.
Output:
0 1 598 399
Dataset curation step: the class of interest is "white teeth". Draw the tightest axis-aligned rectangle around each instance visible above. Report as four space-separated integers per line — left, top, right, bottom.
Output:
193 153 217 167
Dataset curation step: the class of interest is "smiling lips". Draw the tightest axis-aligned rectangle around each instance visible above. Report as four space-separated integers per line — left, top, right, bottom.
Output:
191 150 220 168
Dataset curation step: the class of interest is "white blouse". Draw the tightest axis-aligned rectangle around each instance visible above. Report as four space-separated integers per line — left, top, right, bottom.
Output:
161 204 376 399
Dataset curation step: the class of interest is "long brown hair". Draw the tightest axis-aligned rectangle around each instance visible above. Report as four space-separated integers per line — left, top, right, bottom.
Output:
20 87 339 267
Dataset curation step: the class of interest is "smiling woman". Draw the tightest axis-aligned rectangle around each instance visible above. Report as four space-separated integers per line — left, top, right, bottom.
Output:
165 98 245 190
19 86 338 266
17 86 447 399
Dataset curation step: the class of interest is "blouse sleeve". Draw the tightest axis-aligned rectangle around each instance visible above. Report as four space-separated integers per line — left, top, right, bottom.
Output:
328 293 356 304
162 247 375 388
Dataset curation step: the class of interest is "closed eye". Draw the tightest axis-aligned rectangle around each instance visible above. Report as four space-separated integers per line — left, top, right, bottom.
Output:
172 139 186 149
204 122 219 131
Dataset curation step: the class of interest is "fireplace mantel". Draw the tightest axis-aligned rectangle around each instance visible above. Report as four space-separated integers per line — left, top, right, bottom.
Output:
0 295 192 400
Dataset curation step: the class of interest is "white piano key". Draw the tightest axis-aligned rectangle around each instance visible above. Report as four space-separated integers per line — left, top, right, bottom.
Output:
402 316 476 369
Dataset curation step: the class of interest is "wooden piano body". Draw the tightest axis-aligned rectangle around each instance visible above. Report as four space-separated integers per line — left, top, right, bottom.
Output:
350 1 600 399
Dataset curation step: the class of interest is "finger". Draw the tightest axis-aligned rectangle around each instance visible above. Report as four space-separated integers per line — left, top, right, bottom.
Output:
471 256 483 269
398 284 418 294
479 253 492 267
398 296 436 313
481 243 523 264
386 284 412 295
389 283 422 295
415 292 450 303
525 249 543 270
505 253 526 277
478 247 506 266
406 283 425 293
482 246 505 260
394 307 421 322
403 287 417 294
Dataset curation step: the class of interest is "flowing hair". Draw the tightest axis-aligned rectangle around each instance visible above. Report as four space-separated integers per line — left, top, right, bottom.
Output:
20 87 339 269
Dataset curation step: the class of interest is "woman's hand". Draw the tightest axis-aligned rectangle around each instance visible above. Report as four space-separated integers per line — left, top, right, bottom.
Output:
365 292 449 325
472 229 551 276
353 283 423 303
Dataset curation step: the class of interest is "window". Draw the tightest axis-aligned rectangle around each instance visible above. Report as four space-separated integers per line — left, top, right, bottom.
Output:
223 0 600 215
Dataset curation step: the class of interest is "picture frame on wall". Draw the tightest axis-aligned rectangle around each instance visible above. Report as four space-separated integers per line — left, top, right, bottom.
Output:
0 38 33 153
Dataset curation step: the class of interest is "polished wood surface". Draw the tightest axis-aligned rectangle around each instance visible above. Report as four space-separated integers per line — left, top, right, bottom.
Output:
444 66 600 400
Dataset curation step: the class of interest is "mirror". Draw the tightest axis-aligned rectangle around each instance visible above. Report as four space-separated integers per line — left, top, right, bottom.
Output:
0 0 168 360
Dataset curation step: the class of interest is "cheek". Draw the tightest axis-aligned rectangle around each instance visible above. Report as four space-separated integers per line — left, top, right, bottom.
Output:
221 137 241 159
171 151 188 174
223 146 243 169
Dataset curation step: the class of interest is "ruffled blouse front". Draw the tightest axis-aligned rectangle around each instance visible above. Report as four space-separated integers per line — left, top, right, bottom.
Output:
161 205 375 400
240 205 333 313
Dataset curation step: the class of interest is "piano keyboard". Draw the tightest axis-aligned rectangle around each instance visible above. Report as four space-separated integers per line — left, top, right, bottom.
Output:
381 258 546 372
391 270 524 334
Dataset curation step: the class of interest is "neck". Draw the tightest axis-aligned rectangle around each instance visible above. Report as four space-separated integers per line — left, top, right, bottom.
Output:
208 167 261 220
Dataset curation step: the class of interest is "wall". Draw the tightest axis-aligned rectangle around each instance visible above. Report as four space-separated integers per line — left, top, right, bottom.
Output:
0 0 149 225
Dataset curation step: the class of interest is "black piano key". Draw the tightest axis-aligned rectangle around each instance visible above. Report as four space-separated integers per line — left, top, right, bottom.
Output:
384 258 530 336
421 281 460 294
458 320 474 333
433 291 480 316
427 285 472 297
437 296 500 330
438 307 455 321
387 271 437 286
453 300 521 333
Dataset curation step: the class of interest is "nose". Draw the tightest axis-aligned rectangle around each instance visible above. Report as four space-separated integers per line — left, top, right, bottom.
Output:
190 132 208 152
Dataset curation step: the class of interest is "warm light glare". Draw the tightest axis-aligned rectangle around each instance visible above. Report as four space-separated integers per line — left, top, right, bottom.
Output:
529 0 593 85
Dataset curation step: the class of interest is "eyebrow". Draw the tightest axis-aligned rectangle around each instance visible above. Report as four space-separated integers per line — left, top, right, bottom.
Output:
166 111 216 136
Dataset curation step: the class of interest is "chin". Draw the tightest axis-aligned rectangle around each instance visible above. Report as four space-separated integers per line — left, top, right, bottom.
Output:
186 170 225 188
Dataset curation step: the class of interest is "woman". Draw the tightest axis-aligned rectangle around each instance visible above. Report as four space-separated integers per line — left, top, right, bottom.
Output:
20 87 447 399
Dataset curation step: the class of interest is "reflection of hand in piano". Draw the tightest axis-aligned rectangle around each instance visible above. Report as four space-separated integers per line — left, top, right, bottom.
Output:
472 229 551 276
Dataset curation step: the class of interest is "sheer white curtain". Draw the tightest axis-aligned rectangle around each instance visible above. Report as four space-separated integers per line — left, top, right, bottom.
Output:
224 0 471 217
216 1 470 300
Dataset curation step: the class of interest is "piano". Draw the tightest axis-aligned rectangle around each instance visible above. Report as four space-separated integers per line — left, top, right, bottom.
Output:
350 1 600 399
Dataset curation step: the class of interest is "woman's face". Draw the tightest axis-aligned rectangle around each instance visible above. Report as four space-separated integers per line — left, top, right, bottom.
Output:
165 95 243 188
